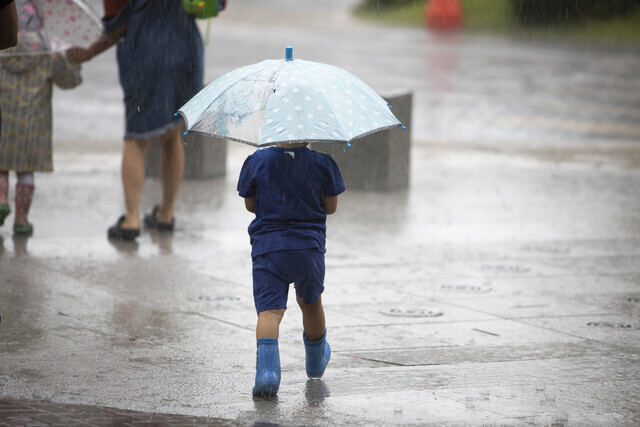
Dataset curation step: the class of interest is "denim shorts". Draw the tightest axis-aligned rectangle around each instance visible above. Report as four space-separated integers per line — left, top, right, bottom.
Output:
252 249 325 314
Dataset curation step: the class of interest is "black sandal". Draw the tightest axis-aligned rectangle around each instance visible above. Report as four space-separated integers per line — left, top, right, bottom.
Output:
107 215 140 241
143 205 175 231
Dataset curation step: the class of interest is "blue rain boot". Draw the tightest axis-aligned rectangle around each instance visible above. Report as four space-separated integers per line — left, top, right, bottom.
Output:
303 329 331 379
252 338 280 396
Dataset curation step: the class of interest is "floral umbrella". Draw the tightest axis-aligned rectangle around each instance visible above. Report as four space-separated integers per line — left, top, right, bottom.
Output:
0 0 102 56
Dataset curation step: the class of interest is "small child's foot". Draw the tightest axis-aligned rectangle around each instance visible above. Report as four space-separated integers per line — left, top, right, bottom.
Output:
253 338 281 396
304 329 331 379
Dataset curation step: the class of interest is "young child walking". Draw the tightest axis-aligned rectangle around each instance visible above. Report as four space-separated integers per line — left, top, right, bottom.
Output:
0 0 82 235
238 142 345 396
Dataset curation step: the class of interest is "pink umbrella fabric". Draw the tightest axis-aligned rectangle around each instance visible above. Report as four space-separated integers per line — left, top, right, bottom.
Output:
36 0 102 52
2 0 102 55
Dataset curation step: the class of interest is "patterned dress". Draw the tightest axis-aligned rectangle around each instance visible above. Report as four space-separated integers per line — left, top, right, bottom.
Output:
0 0 81 172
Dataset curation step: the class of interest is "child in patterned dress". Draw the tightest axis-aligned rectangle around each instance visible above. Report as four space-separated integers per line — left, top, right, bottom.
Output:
0 0 82 235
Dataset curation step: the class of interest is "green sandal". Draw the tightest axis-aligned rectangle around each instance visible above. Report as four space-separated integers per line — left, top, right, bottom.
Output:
13 222 33 235
0 204 10 226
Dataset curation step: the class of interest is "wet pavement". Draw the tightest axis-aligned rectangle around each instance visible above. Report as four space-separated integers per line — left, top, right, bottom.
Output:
2 1 640 426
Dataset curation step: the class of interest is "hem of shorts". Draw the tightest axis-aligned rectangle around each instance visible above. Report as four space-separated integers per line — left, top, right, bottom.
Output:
256 304 288 315
251 246 325 259
124 120 180 140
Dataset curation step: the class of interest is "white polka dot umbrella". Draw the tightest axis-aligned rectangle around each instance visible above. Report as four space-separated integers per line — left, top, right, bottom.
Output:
177 46 403 147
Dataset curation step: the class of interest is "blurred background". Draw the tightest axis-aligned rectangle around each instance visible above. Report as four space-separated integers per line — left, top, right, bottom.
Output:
355 0 640 42
57 0 640 152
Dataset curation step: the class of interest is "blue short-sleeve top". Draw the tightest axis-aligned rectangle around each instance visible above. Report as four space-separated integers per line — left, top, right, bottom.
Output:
238 146 345 258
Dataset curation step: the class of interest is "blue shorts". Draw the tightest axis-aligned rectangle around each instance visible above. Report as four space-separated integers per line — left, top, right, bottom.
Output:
252 249 325 314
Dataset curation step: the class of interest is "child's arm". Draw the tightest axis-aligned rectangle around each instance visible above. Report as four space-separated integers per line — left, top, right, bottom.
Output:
322 195 338 215
66 28 124 64
244 196 256 213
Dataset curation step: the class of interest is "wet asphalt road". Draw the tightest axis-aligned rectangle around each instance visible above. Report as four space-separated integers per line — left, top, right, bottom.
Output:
2 1 640 425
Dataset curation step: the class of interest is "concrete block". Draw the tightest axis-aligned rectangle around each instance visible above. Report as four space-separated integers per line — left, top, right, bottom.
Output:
145 133 227 180
310 92 412 191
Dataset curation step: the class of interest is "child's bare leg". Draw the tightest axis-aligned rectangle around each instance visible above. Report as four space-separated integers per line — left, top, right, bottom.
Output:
297 296 325 342
0 171 8 204
256 309 285 340
254 309 283 396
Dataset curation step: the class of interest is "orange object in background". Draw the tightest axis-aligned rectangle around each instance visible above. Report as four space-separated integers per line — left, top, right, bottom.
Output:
424 0 464 30
103 0 127 18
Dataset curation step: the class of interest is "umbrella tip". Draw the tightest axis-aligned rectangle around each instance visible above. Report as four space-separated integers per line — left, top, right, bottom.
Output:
285 46 293 61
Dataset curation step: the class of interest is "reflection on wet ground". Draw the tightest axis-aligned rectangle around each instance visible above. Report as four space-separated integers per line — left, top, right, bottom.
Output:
0 398 238 426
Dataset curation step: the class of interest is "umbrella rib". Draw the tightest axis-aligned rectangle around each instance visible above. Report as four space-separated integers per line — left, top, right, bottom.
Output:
182 61 280 131
348 123 402 143
312 71 400 144
185 130 265 147
69 0 103 28
255 62 286 144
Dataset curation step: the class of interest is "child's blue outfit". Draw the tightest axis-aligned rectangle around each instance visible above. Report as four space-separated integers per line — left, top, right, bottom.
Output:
239 145 343 395
237 145 345 314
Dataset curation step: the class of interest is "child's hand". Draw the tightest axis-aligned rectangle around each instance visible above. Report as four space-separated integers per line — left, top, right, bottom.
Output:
65 47 92 64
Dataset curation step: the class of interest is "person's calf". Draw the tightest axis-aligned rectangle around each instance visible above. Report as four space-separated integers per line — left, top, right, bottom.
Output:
297 297 325 342
0 172 10 226
13 182 34 235
0 172 9 204
256 309 285 340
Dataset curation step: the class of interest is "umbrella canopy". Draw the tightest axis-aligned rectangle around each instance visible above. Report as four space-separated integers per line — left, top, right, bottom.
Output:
0 0 102 56
178 47 403 147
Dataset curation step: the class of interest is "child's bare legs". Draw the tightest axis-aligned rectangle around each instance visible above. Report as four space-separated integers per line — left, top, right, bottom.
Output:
256 309 285 340
14 172 34 234
0 171 8 204
0 172 10 226
297 296 325 342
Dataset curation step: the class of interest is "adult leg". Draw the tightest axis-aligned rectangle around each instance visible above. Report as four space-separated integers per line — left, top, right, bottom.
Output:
156 125 184 224
120 138 151 229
